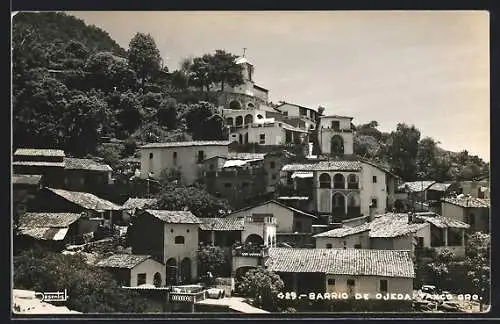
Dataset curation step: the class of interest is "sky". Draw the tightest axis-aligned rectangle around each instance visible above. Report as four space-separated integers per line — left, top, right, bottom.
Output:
67 11 490 161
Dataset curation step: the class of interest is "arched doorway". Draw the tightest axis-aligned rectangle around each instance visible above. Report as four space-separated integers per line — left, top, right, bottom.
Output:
166 258 177 285
229 100 242 110
245 234 264 245
180 258 191 284
332 192 346 219
153 272 162 287
331 135 344 155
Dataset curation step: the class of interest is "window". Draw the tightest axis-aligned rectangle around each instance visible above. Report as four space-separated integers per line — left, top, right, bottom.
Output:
373 176 377 183
347 279 355 287
224 183 232 188
197 151 205 163
299 107 307 116
170 229 174 233
173 152 178 165
319 173 331 188
270 161 276 169
137 273 146 286
331 120 340 131
354 244 361 249
283 112 288 116
175 236 185 244
187 229 190 233
326 243 333 249
417 237 424 247
272 174 277 180
371 198 378 208
327 278 335 285
379 280 388 293
259 134 265 144
149 153 153 159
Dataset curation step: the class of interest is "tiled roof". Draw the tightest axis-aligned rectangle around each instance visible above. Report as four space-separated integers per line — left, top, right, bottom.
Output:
19 212 81 228
13 161 66 167
398 181 436 193
14 148 65 157
46 188 123 211
144 210 202 224
12 174 42 185
18 227 69 241
314 223 371 238
265 248 415 278
140 141 230 149
320 115 354 120
122 198 158 209
64 158 112 172
96 254 153 269
199 217 245 231
416 214 470 229
282 160 362 172
442 196 490 208
314 213 428 239
428 182 452 192
229 200 317 219
227 153 267 160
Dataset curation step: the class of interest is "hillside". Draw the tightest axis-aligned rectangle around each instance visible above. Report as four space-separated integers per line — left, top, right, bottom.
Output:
12 12 126 63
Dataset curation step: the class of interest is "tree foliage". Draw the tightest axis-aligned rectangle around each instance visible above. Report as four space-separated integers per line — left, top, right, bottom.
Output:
127 33 162 85
13 248 151 313
464 232 490 307
237 266 285 311
155 183 231 218
197 245 230 277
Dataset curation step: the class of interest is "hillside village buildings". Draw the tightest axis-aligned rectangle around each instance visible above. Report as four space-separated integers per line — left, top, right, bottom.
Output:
12 54 491 313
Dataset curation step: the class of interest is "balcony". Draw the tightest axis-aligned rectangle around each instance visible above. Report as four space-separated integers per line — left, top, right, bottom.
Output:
245 216 276 224
232 243 269 257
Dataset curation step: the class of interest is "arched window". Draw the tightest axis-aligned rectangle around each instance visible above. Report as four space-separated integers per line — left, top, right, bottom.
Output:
333 174 345 189
149 153 154 159
235 116 243 126
153 272 162 287
229 100 242 110
331 135 344 155
347 174 359 189
319 173 331 188
244 114 253 125
175 236 185 244
226 117 234 126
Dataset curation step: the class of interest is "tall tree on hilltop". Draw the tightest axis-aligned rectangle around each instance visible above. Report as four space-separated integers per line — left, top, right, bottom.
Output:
209 49 243 91
128 33 162 87
387 123 421 181
416 137 438 179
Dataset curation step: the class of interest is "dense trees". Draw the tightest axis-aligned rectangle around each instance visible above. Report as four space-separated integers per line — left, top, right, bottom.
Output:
197 245 231 277
127 33 162 86
237 267 285 311
353 121 488 182
14 248 154 313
